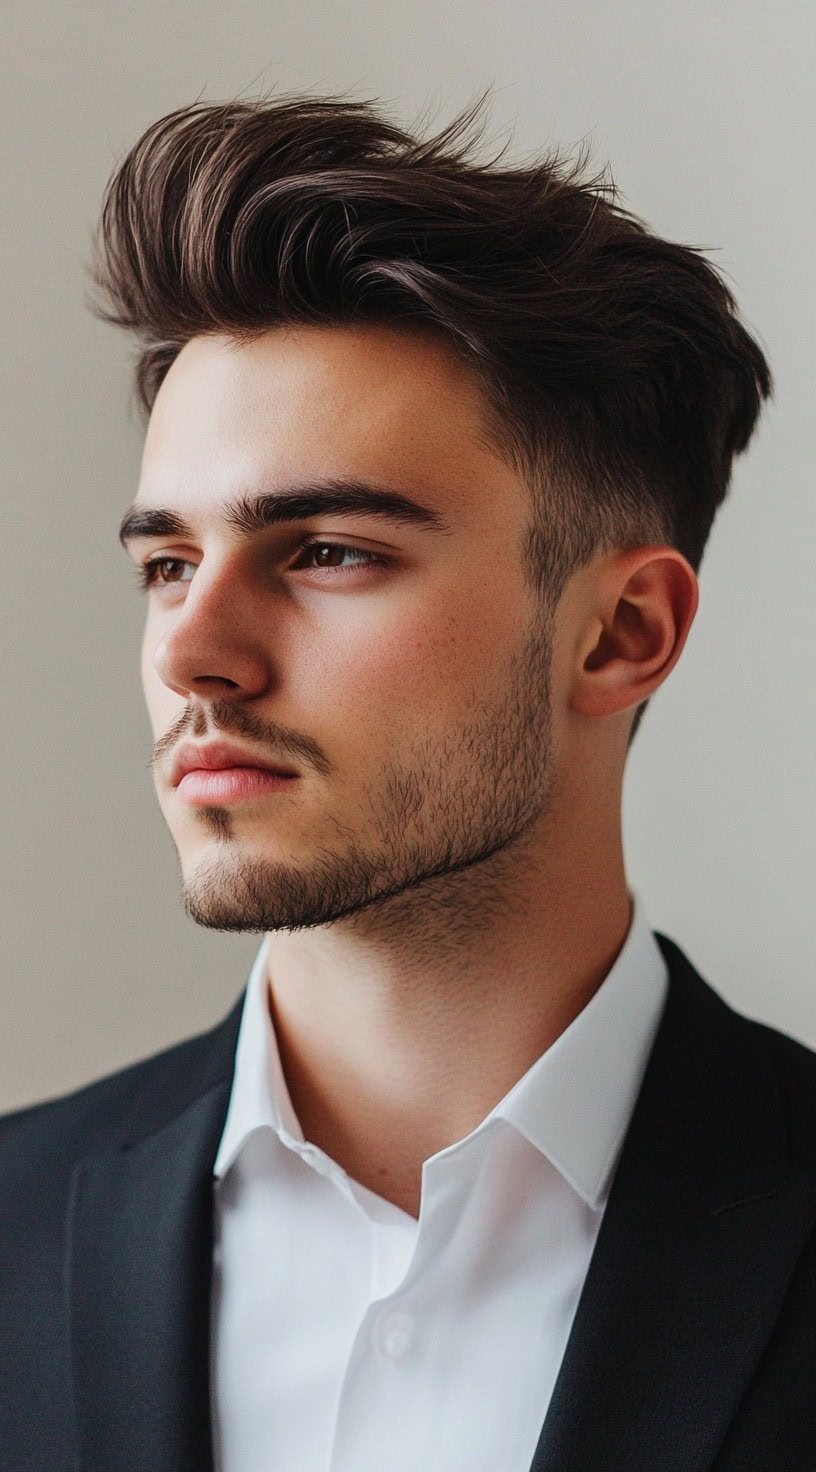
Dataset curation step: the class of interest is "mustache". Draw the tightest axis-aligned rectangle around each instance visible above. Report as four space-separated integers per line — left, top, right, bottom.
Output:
149 700 332 778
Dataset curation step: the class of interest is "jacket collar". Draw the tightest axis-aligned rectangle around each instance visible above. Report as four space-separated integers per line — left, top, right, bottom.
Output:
531 933 816 1471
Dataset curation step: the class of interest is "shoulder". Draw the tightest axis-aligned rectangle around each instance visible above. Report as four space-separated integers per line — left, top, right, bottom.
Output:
740 1009 816 1156
655 931 816 1159
0 995 244 1199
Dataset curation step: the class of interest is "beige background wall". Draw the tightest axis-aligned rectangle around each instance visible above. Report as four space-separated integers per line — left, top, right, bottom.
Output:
1 0 814 1111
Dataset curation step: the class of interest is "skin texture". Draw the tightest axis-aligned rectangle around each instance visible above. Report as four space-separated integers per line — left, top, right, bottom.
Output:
129 322 698 1216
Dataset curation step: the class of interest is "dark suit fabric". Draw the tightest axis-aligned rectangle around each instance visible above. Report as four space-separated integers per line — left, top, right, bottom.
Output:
2 933 816 1471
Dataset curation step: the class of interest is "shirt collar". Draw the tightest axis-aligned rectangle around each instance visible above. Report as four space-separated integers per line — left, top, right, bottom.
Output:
213 933 300 1180
213 890 669 1208
487 891 668 1207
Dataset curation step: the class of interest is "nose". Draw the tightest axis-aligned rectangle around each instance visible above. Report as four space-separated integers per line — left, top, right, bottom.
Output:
151 563 273 701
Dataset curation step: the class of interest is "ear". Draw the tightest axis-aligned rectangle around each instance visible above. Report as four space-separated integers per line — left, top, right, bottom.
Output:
569 546 699 721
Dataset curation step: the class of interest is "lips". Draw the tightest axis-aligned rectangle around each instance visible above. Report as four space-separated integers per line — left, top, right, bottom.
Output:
170 740 298 787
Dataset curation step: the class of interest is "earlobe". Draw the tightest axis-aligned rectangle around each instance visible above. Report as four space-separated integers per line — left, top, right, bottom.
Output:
570 549 698 722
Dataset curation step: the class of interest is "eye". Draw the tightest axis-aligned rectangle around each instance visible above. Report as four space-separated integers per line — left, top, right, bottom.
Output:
291 539 391 575
136 557 196 592
135 539 392 595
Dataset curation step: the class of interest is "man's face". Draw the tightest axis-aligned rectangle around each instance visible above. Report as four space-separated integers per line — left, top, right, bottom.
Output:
128 323 562 932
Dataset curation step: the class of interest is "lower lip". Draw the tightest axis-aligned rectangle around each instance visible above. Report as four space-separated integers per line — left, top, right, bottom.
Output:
176 767 298 804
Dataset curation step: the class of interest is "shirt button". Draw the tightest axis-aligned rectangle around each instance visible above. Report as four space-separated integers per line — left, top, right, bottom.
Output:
374 1307 416 1361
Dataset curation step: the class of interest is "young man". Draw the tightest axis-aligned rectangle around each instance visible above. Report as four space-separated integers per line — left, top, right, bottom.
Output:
1 96 813 1472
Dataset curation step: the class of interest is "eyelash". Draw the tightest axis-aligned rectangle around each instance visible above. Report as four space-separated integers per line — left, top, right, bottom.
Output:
136 538 391 593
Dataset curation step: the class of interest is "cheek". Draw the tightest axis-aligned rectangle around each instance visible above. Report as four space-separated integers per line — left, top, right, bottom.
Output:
300 598 497 736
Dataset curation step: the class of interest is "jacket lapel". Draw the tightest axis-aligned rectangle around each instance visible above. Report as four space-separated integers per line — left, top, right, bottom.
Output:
65 1003 241 1472
531 934 816 1472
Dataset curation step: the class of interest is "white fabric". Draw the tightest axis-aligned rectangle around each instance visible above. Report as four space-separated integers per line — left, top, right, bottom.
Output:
210 891 669 1472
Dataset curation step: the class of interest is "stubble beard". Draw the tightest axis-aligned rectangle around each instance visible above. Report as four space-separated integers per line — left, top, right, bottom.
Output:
175 612 556 937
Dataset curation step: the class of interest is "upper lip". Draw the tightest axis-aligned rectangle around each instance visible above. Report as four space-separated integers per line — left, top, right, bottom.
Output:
170 741 298 786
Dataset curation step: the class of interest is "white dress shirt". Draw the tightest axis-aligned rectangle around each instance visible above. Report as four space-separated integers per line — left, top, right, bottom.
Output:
210 891 668 1472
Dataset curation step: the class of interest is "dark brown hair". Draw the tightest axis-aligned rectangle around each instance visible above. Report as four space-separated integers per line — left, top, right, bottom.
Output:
91 93 772 736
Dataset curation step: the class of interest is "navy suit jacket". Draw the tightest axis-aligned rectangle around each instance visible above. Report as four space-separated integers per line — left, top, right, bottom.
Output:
2 932 816 1470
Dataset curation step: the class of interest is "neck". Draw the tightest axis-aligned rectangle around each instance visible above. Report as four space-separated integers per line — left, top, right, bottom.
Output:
265 802 631 1218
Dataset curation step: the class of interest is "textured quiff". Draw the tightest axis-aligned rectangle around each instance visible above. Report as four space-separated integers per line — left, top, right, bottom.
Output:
91 94 772 734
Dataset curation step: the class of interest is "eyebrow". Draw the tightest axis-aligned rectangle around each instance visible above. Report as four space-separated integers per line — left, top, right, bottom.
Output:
118 478 452 548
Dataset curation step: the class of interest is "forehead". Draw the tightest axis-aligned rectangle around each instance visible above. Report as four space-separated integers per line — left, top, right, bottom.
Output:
137 323 523 526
